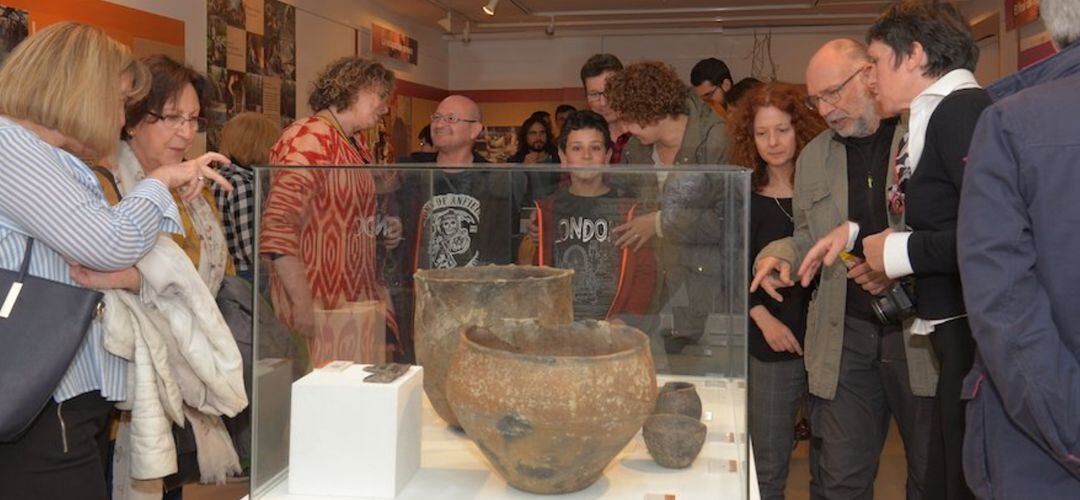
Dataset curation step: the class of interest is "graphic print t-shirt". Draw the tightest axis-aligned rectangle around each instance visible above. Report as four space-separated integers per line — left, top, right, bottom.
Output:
548 189 623 320
421 171 486 269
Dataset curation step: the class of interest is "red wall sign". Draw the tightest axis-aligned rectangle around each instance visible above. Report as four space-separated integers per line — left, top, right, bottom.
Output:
1006 0 1040 31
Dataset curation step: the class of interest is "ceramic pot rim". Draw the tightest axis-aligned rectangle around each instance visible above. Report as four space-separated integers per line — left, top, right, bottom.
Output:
414 264 573 284
459 323 650 363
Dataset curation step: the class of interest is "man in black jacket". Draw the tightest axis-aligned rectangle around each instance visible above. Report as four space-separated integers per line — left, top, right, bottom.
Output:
801 3 990 498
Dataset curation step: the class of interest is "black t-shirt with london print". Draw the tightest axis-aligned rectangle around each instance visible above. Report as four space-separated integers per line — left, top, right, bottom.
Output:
547 188 624 320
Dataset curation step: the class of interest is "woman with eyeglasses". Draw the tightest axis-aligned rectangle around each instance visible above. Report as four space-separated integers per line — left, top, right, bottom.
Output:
260 56 403 367
120 55 234 290
113 54 246 497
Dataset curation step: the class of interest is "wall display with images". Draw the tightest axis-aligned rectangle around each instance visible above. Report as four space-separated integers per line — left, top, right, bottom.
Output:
372 23 418 65
207 0 295 148
476 126 519 163
0 5 28 63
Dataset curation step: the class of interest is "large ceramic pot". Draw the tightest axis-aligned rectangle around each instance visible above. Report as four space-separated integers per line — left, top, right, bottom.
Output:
413 265 573 428
446 321 657 494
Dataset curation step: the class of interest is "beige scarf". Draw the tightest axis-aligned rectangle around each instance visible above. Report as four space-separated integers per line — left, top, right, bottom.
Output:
114 142 228 296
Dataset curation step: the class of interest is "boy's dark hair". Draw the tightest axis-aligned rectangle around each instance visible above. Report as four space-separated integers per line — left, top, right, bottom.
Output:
867 1 979 78
417 124 432 145
557 110 613 151
690 57 732 87
580 53 624 85
555 104 576 115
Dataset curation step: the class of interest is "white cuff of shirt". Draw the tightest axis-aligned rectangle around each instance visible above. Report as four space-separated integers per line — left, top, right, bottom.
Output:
846 222 860 252
654 210 663 239
883 231 914 279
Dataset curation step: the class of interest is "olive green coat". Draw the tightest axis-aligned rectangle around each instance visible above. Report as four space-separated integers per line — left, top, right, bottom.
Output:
757 124 940 399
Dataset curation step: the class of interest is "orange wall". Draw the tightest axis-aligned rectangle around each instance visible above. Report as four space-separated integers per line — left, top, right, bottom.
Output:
6 0 184 50
478 100 588 128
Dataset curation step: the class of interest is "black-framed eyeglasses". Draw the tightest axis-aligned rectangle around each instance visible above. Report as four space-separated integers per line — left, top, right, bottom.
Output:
586 91 606 102
431 113 479 124
804 65 868 110
147 111 208 133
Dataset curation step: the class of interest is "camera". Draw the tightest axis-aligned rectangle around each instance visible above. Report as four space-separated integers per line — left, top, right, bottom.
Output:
872 278 916 325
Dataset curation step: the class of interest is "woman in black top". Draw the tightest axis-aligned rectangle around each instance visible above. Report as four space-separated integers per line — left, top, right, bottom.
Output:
729 82 826 500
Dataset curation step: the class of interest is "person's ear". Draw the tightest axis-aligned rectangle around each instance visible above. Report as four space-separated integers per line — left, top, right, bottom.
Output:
470 123 483 141
604 148 613 164
722 79 733 92
906 42 927 75
558 149 567 164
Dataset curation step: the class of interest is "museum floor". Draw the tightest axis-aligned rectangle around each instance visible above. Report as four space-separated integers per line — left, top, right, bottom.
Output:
185 422 908 500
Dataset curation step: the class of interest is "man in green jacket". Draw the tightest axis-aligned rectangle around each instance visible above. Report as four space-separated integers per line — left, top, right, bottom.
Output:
751 39 939 499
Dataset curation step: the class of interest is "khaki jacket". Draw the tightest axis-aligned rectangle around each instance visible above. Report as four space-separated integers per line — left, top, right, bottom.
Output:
757 124 939 399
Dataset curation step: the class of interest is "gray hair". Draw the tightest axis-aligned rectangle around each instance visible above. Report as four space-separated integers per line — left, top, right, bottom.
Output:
1042 0 1080 48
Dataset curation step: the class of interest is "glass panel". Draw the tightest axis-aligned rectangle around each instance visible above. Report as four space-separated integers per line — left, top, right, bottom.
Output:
251 163 750 499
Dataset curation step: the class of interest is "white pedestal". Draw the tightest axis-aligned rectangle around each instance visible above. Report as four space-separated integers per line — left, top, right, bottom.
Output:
288 364 423 498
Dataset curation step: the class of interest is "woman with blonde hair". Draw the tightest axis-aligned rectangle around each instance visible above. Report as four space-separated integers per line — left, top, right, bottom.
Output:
213 112 281 281
0 22 230 499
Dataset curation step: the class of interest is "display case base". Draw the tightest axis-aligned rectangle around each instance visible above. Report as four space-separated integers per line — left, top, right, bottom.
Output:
250 375 757 500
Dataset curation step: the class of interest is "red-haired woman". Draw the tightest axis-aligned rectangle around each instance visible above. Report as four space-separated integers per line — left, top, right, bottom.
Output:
728 81 826 499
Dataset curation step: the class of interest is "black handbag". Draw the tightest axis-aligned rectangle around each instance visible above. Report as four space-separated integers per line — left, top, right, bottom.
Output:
0 237 104 441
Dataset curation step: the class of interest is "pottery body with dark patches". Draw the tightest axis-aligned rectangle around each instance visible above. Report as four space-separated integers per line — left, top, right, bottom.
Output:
445 321 658 494
413 265 574 428
642 413 707 469
655 381 703 420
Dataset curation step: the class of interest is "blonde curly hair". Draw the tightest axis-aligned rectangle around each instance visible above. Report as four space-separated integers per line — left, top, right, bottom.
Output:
308 57 394 112
605 61 689 125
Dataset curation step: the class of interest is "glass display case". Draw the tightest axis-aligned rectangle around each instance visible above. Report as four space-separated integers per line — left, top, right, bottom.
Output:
248 163 753 499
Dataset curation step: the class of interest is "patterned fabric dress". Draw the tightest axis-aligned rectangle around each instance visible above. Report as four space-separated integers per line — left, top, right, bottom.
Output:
260 116 385 366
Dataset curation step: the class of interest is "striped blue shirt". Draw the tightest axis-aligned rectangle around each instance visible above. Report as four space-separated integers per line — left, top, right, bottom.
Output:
0 117 183 402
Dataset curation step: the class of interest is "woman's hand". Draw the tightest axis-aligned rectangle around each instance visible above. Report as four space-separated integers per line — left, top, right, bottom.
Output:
149 152 234 201
69 264 140 291
614 211 658 251
750 306 803 355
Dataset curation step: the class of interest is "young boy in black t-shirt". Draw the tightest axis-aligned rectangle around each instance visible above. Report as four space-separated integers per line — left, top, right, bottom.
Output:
533 111 656 321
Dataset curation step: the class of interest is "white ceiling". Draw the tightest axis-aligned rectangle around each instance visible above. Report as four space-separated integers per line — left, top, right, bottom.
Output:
377 0 910 37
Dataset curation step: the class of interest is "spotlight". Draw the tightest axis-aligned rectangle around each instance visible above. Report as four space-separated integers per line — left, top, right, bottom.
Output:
482 0 499 16
545 17 555 36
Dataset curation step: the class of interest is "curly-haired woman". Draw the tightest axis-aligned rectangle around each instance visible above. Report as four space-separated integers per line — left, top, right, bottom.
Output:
728 81 826 499
605 61 731 354
260 57 402 367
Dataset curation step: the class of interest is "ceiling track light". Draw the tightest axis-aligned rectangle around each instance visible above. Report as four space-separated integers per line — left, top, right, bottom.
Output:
545 16 555 36
482 0 499 16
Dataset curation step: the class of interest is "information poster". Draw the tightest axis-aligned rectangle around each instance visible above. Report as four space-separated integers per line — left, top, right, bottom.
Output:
207 0 295 148
372 23 418 65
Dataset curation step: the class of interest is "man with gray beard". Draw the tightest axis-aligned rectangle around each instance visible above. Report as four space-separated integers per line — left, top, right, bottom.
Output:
751 38 939 499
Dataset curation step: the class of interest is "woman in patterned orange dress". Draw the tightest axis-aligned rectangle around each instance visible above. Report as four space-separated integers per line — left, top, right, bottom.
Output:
260 57 402 366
